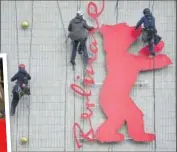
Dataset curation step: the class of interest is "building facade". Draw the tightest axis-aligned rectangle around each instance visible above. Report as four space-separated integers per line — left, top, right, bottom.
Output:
1 1 176 151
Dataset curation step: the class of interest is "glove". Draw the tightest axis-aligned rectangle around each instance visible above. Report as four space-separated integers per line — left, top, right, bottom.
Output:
89 27 95 30
135 25 140 30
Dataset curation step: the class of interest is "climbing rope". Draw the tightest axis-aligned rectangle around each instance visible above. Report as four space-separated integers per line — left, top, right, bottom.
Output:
27 1 34 152
77 0 79 11
150 1 156 151
77 0 81 11
115 0 119 23
152 45 156 152
56 1 68 151
15 1 34 151
14 1 20 151
15 2 20 66
75 1 88 151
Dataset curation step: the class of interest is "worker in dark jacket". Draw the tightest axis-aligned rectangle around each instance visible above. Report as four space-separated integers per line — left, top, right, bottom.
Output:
10 64 31 116
135 8 157 33
135 8 161 56
68 11 94 66
11 64 31 94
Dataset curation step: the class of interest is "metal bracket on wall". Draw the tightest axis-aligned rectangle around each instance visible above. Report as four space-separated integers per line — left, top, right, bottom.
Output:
93 80 148 88
77 137 132 141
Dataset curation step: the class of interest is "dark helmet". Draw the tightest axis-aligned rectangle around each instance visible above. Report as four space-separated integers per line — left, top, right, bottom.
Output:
143 8 150 15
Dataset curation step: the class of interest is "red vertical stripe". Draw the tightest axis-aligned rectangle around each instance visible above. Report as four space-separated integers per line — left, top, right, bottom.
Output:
0 118 7 152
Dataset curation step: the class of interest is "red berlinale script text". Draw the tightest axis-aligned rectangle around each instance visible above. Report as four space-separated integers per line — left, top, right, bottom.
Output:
71 0 105 149
71 0 172 148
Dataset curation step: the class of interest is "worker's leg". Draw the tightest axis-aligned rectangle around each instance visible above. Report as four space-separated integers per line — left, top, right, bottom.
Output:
70 40 79 65
148 37 155 56
10 92 20 116
81 39 89 67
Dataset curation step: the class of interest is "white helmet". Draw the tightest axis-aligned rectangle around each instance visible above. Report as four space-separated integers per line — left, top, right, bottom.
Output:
76 10 83 17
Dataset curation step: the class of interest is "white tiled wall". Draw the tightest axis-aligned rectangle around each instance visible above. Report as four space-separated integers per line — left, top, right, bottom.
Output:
1 1 176 151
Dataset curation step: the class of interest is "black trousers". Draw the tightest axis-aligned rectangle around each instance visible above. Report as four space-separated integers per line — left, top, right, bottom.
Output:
70 39 88 66
142 29 159 55
10 92 20 115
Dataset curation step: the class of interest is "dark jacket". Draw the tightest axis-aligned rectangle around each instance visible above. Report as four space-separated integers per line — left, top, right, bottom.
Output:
68 16 93 41
11 69 31 84
135 13 157 33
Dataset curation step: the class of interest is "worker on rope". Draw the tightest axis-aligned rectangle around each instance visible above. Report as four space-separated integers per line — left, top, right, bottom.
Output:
68 10 94 67
10 64 31 116
135 8 161 56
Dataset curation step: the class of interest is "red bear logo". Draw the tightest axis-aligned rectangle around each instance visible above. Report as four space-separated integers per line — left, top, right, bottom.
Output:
95 23 172 142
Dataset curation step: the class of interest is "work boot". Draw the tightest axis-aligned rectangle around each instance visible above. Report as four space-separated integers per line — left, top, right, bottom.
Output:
70 60 76 66
78 50 82 54
78 48 82 54
154 34 161 45
10 107 15 116
27 88 31 95
150 51 156 56
24 87 30 95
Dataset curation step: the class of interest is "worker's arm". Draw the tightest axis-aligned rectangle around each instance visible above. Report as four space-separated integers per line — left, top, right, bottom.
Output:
26 73 31 80
135 17 144 30
11 73 18 82
83 20 94 30
68 21 72 32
